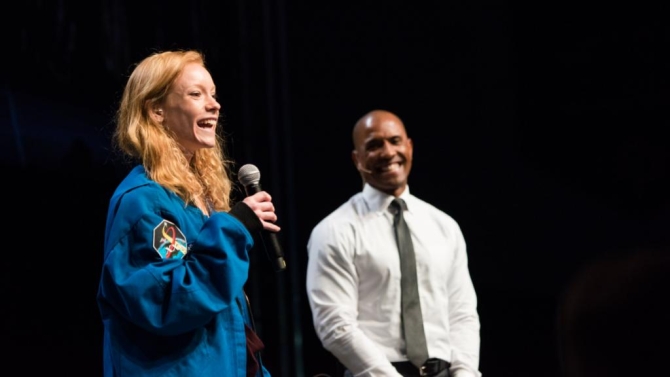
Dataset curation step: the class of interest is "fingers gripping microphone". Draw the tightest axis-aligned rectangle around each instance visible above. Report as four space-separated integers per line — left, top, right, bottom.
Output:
237 164 287 272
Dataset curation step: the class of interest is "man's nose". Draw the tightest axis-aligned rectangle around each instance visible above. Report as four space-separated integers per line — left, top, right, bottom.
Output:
379 141 396 157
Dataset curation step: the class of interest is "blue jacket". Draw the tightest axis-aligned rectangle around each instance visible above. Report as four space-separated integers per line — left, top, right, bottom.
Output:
97 165 271 377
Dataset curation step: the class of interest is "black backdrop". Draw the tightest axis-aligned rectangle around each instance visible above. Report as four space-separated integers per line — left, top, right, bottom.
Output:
2 1 669 376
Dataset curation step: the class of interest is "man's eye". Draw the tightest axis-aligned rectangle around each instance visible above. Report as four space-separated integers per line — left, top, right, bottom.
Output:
366 141 381 150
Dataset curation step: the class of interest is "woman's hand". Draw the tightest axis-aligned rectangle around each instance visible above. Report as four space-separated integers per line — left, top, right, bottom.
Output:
242 191 281 233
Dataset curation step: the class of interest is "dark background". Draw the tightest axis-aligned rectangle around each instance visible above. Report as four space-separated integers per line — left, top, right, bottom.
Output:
2 1 669 376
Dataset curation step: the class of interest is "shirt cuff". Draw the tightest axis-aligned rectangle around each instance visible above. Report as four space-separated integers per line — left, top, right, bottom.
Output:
452 370 482 377
228 202 263 233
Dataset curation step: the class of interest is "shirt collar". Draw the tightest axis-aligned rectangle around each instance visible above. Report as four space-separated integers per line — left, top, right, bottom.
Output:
362 183 412 213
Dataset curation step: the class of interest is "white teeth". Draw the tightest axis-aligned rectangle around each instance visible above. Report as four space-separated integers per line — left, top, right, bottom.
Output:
380 163 400 172
198 119 216 127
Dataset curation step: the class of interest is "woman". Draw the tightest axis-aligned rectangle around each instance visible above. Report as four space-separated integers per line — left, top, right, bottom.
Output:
96 50 276 376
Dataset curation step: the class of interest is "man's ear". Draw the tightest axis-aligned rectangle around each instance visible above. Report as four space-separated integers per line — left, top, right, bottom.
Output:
352 150 367 187
351 150 359 169
352 150 372 175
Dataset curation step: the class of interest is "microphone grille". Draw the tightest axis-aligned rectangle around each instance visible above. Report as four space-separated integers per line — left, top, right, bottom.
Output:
238 164 261 186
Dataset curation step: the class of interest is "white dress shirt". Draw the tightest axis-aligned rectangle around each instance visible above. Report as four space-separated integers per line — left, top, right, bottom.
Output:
306 184 481 377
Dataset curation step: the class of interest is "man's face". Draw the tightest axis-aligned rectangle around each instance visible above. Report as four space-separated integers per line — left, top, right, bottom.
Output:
352 113 413 197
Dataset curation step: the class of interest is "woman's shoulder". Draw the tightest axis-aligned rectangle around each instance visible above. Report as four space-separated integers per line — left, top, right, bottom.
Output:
110 167 173 215
114 169 161 198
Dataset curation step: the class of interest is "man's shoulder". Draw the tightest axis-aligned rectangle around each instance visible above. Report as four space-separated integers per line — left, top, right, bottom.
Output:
316 193 362 223
310 192 365 233
409 194 460 224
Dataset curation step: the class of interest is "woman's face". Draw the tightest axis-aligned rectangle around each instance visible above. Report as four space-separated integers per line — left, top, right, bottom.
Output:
161 62 221 158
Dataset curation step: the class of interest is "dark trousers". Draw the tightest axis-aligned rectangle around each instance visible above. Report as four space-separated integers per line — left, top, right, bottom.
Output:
343 359 450 377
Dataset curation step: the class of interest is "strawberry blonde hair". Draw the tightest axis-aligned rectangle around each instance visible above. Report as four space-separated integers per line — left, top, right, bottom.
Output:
114 50 232 211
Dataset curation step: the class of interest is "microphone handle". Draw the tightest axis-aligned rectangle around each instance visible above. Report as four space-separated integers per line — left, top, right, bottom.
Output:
244 183 287 272
259 229 287 272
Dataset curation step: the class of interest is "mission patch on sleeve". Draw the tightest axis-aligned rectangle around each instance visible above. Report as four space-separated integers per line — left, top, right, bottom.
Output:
153 219 188 259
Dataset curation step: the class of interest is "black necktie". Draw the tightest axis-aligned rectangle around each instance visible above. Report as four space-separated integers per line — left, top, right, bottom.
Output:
390 198 429 368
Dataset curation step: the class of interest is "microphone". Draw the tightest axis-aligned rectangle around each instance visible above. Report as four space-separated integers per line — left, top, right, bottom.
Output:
237 164 287 272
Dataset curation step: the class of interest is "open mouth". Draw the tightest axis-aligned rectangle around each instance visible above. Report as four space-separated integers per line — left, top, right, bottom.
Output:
197 119 217 128
377 162 402 173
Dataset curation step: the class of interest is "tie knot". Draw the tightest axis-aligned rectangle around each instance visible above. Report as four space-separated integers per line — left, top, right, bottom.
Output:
390 198 407 212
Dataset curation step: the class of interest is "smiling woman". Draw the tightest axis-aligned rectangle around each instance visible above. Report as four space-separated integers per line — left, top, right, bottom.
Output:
96 50 281 377
151 61 221 161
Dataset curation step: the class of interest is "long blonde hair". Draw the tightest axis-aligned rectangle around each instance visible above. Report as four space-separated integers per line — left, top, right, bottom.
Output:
115 50 232 211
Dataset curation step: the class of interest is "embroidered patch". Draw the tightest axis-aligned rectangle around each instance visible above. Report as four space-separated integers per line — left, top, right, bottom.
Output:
153 219 188 259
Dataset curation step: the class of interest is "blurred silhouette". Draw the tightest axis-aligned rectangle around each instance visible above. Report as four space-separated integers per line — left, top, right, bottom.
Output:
557 248 670 377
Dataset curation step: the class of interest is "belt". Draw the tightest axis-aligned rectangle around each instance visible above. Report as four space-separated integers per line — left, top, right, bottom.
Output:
391 358 451 377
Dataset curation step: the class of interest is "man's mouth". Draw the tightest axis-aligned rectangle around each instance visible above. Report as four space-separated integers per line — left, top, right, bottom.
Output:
377 162 402 173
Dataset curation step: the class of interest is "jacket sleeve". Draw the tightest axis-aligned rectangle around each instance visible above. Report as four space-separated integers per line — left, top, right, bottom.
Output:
228 201 263 234
98 188 254 336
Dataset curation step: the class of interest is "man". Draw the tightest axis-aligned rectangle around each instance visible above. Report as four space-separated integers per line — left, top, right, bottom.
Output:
306 110 481 377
